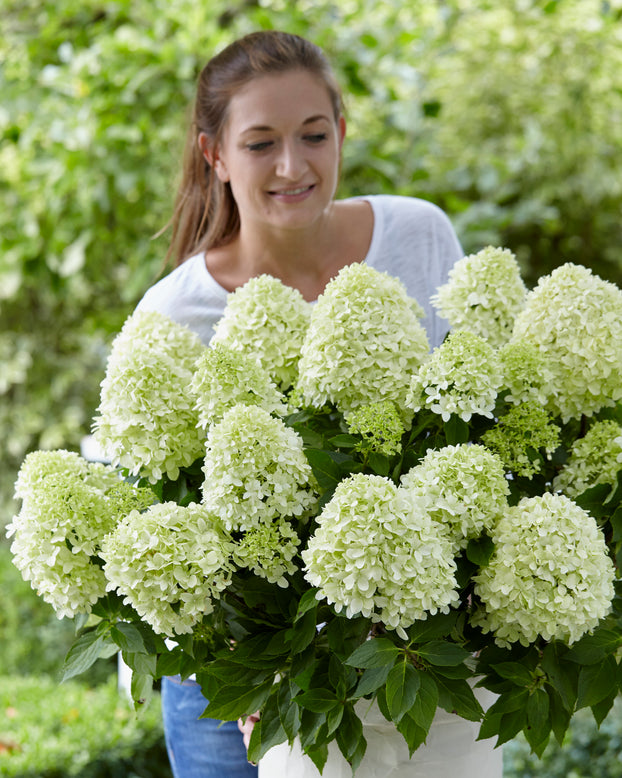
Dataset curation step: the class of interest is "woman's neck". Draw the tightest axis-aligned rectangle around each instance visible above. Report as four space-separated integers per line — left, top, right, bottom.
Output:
205 199 373 300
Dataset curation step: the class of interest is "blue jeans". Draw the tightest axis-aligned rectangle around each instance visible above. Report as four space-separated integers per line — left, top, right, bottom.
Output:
161 676 258 778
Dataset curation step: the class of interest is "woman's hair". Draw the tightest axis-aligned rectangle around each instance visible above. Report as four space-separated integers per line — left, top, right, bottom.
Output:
166 30 343 267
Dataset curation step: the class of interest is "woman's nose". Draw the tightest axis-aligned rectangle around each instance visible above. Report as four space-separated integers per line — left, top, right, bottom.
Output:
275 141 307 179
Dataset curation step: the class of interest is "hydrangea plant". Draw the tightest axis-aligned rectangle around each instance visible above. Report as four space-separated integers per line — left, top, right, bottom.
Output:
8 252 622 773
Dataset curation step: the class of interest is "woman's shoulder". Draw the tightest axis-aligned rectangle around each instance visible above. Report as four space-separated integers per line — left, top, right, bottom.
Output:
355 194 453 227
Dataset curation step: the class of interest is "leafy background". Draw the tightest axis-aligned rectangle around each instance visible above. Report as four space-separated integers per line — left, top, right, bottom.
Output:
1 0 622 772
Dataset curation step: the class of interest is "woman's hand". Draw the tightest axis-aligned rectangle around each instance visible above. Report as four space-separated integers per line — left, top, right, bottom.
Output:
238 712 261 753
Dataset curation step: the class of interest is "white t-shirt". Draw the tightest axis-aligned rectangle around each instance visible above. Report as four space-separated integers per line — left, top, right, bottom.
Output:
135 195 463 348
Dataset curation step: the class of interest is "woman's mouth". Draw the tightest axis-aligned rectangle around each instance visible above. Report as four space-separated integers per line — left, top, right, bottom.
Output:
268 184 315 201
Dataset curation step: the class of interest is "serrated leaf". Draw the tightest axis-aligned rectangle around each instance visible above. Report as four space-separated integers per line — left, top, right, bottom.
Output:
305 743 329 773
577 656 618 709
295 588 320 621
541 643 578 711
465 534 495 567
295 688 340 713
289 609 318 655
574 483 614 518
549 689 571 745
130 672 153 709
386 661 421 722
526 688 550 732
408 671 438 733
564 629 622 664
336 705 365 765
491 661 533 686
60 631 111 682
407 611 459 643
201 679 273 720
591 692 616 727
435 677 484 722
444 415 470 445
345 637 401 669
123 651 156 676
247 698 287 764
417 640 471 667
396 712 427 757
354 664 393 698
304 449 344 489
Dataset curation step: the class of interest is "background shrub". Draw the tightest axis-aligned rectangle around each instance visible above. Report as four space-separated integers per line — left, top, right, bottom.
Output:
0 675 171 777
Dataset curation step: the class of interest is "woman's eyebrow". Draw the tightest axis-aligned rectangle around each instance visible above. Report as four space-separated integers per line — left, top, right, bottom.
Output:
240 114 331 135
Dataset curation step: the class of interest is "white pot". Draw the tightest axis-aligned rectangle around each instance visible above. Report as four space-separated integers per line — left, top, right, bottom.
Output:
259 687 502 778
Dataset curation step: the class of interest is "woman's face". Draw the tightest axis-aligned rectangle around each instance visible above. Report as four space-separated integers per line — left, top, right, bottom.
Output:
204 70 345 234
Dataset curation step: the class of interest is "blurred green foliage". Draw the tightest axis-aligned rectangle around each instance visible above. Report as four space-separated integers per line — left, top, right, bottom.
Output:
1 0 621 522
0 674 170 777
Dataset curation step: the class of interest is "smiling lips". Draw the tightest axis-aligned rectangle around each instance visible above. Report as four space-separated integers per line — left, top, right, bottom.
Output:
268 184 316 200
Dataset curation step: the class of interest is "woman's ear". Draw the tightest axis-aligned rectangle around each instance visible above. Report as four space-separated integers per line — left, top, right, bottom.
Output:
198 132 230 182
338 115 346 152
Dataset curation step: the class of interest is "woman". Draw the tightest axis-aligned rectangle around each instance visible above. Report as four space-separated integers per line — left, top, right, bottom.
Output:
136 29 500 778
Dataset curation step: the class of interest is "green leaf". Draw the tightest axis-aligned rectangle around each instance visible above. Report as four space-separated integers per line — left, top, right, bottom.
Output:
574 483 613 519
406 611 459 643
305 743 329 774
396 712 427 757
201 679 273 720
408 671 439 733
368 452 390 476
486 687 529 718
435 677 484 722
295 688 340 713
247 695 287 764
444 415 470 445
123 651 156 676
328 434 359 448
155 651 183 679
386 661 421 722
416 640 471 667
549 690 572 745
335 704 366 767
304 449 344 489
465 534 495 567
288 609 318 655
577 656 618 709
326 705 344 735
345 637 401 669
526 688 550 732
541 643 578 711
295 588 320 621
564 629 622 664
60 631 112 682
354 664 393 698
130 672 153 709
491 661 534 686
591 692 616 727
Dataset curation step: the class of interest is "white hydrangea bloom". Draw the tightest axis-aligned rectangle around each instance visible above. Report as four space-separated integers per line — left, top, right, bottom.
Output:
407 330 503 422
211 275 311 390
303 474 459 638
473 493 615 647
7 451 153 619
202 405 316 531
234 519 300 588
401 444 509 552
497 340 552 406
93 311 207 482
100 502 234 637
431 247 527 348
511 263 622 421
191 343 289 431
554 420 622 497
296 263 429 416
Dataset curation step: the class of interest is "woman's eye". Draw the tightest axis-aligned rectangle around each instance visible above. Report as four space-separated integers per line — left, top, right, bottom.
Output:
304 133 328 144
246 141 273 152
